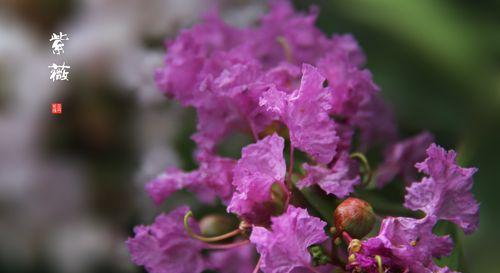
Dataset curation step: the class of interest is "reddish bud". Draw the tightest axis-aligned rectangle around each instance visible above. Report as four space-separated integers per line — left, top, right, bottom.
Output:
334 197 375 239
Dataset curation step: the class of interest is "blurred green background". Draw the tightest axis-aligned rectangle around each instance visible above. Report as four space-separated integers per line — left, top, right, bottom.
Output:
0 0 499 272
306 1 500 273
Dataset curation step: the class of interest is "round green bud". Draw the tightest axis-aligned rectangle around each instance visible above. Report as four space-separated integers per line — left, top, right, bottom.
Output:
334 197 376 239
199 214 237 237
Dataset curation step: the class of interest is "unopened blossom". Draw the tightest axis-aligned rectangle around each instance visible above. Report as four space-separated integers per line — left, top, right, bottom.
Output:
348 216 453 273
298 152 360 198
404 144 479 234
260 64 339 164
250 206 328 273
377 131 434 187
126 206 205 273
227 134 287 225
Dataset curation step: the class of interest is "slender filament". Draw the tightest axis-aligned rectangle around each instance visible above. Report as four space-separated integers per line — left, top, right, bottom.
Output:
350 152 372 187
183 211 241 242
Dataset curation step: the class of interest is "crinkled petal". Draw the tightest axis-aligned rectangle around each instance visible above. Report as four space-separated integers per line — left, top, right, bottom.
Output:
298 152 360 198
208 244 256 273
145 168 198 205
261 64 338 164
404 144 479 234
126 206 205 273
227 134 286 224
250 206 328 273
377 131 434 187
350 216 453 273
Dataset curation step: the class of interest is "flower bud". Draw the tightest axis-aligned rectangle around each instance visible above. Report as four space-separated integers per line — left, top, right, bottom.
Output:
199 214 237 237
334 197 375 239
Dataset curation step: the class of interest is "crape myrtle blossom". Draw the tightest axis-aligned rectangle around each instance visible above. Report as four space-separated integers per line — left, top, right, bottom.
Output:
250 206 329 273
146 151 236 204
154 0 395 153
377 131 435 187
297 152 360 198
208 244 256 273
347 144 479 273
127 1 480 273
347 216 454 273
227 134 288 225
404 144 480 234
127 206 206 273
259 64 339 164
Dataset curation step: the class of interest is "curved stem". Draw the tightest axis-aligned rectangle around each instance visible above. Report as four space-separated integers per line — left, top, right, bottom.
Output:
252 256 262 273
350 152 372 187
248 119 259 142
184 211 241 242
203 240 250 250
342 231 353 244
287 144 295 189
277 36 293 63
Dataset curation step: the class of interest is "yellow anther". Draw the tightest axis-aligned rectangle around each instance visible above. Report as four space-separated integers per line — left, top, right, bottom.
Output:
410 240 417 246
329 226 337 235
375 255 383 273
348 239 362 253
348 253 357 263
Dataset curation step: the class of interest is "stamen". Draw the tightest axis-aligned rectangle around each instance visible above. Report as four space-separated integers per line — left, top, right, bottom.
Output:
375 255 383 273
348 239 362 253
183 211 241 242
342 231 353 244
350 152 372 187
277 36 293 63
348 253 356 263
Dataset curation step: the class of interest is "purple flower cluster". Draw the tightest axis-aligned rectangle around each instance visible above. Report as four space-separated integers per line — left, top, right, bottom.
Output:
348 145 479 273
126 1 479 273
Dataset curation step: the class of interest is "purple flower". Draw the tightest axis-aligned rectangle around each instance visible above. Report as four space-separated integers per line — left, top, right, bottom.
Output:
146 152 236 205
251 0 332 67
250 205 328 273
315 35 397 150
298 152 360 198
351 94 398 150
260 64 338 164
404 144 479 234
377 131 434 187
317 48 377 119
227 134 287 224
208 244 256 273
349 216 453 273
126 206 205 273
155 13 243 107
331 34 366 67
146 167 197 205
